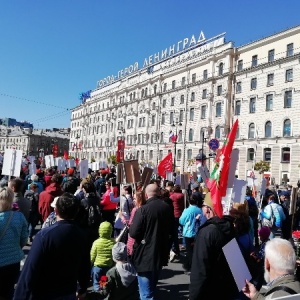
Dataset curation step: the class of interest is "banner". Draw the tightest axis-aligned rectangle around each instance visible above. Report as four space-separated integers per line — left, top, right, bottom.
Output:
52 144 59 158
117 139 125 163
157 152 173 178
207 119 239 217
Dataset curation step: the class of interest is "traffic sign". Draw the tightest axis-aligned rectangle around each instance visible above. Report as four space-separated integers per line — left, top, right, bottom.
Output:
208 138 220 151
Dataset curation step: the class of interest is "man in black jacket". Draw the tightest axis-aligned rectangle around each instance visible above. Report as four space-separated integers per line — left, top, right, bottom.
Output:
129 184 173 300
14 193 91 300
189 198 238 300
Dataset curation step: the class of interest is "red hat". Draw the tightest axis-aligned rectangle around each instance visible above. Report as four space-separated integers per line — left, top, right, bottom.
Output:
67 168 74 175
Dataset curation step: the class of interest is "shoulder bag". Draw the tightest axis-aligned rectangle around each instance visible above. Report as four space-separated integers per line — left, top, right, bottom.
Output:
262 204 275 228
0 211 13 243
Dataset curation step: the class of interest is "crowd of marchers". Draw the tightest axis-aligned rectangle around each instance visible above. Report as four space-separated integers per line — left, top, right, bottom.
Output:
1 166 300 300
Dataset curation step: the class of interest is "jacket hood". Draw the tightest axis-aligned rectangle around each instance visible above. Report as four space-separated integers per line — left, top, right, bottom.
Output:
206 215 235 239
46 183 62 195
99 221 113 238
116 262 137 287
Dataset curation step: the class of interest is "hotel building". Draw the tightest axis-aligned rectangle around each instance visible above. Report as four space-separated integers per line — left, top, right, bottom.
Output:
70 25 300 185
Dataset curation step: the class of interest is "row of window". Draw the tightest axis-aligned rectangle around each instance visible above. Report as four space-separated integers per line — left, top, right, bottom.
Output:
236 69 293 93
237 43 294 71
235 91 293 115
247 147 290 163
247 119 291 138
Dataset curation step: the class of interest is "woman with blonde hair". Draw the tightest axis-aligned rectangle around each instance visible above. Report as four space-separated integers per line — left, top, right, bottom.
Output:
0 186 28 299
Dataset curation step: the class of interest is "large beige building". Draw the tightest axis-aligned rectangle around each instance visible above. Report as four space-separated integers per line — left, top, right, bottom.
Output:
70 25 300 184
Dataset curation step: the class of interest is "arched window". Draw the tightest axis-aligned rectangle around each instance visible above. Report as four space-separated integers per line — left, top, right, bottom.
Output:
247 148 255 161
152 102 156 110
188 129 194 141
219 62 224 76
248 123 255 139
141 89 144 98
153 84 157 95
160 132 164 143
215 126 221 139
265 121 272 138
178 130 183 142
283 119 291 137
200 128 206 142
187 149 192 160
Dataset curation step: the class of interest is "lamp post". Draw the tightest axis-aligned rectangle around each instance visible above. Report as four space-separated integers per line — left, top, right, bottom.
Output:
171 118 182 173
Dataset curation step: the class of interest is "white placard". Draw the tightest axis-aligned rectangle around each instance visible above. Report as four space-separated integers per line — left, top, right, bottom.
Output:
29 162 36 175
175 174 181 185
92 162 99 171
2 149 23 177
222 188 233 215
232 179 248 203
28 156 35 163
80 160 89 179
166 171 173 181
260 178 267 196
223 238 252 291
44 155 54 168
57 159 67 171
247 177 258 187
54 157 60 166
67 159 75 168
227 149 239 189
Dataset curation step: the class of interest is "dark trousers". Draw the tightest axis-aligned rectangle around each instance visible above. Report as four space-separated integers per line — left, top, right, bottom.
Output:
183 237 194 271
0 262 20 300
171 218 180 255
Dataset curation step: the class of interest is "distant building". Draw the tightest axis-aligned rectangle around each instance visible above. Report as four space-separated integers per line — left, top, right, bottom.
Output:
0 126 69 158
0 118 33 129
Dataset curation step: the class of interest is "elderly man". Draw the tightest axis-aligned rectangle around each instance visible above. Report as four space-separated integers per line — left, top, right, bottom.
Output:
129 183 173 300
243 238 300 299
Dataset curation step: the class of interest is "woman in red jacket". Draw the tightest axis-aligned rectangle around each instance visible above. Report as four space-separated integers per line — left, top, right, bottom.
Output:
100 182 118 231
169 184 185 261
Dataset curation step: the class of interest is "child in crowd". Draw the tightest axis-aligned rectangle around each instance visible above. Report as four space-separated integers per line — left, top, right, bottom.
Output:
88 242 139 300
90 221 115 292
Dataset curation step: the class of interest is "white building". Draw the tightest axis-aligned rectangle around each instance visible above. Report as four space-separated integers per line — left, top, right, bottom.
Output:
70 25 300 185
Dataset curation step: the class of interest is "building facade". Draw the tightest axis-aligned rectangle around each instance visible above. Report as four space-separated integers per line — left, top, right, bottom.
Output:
0 126 69 158
70 25 300 185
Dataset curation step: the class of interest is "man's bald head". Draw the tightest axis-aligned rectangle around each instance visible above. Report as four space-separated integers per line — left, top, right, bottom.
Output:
145 184 160 199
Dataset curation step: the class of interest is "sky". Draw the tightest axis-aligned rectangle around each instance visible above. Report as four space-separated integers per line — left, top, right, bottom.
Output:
0 0 300 130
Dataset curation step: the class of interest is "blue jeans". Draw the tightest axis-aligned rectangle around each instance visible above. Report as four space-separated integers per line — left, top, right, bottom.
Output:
137 270 161 300
92 266 110 291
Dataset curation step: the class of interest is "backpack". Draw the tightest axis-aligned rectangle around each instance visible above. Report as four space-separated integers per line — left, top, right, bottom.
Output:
25 191 38 213
87 204 102 227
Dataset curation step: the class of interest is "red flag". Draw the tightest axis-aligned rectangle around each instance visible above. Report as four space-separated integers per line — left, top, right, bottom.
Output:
75 157 79 166
207 119 239 217
157 152 173 178
64 150 69 160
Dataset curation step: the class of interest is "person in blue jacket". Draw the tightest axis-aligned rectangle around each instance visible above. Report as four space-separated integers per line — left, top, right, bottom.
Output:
179 194 203 272
260 194 286 239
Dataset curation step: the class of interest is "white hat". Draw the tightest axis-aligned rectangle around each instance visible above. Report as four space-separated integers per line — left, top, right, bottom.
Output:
51 197 59 208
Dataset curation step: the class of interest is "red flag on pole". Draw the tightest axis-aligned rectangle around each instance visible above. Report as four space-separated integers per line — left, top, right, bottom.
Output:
64 150 69 160
207 119 239 217
157 152 173 178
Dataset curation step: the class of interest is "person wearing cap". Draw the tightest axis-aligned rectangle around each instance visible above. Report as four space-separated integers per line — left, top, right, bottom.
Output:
14 193 91 299
189 194 238 299
90 242 139 300
41 196 59 229
27 174 44 194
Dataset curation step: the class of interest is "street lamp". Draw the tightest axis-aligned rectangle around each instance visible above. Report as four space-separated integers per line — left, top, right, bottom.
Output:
171 118 182 173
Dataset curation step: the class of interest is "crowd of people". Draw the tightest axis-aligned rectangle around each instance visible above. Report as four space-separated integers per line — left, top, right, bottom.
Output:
1 165 300 299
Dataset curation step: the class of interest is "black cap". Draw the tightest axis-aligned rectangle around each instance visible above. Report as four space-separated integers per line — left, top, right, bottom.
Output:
195 153 207 161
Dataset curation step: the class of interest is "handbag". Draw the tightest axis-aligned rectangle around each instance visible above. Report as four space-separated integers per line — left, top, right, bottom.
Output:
0 211 13 242
116 224 129 244
262 204 275 228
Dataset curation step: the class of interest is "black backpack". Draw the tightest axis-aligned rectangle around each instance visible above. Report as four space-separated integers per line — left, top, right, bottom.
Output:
25 191 38 213
87 204 102 227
